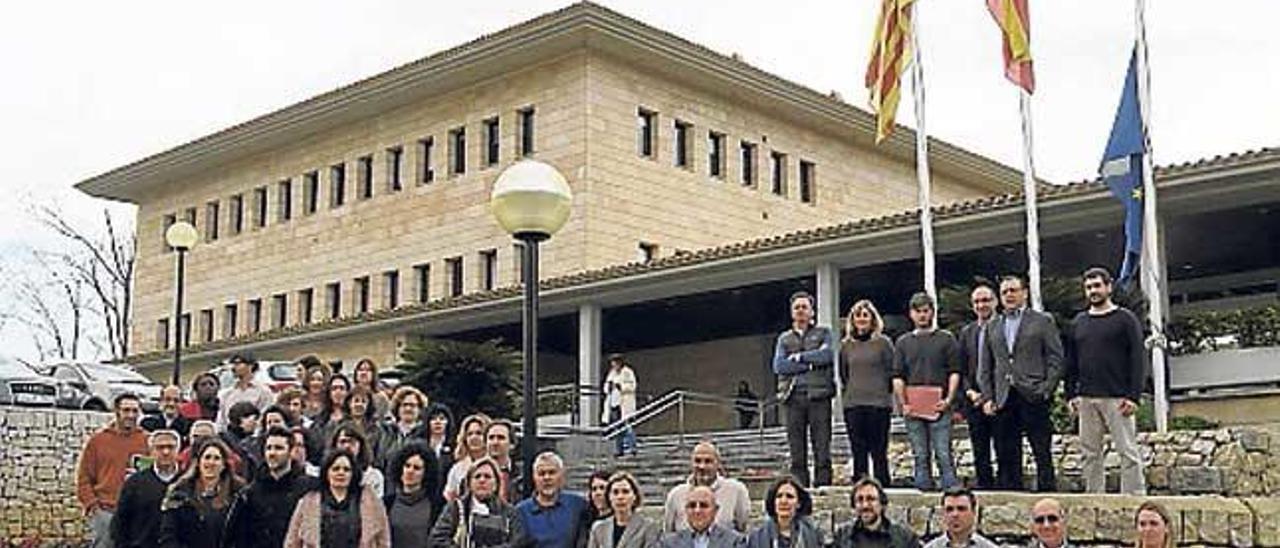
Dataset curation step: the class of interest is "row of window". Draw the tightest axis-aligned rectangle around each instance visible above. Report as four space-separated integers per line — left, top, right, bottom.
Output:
636 108 817 204
160 107 537 252
155 249 515 350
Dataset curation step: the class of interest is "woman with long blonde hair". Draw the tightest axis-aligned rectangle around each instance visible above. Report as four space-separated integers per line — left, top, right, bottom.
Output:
838 299 896 485
442 413 491 502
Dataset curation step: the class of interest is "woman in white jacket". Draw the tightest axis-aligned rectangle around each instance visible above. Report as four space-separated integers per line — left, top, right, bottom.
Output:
602 354 638 456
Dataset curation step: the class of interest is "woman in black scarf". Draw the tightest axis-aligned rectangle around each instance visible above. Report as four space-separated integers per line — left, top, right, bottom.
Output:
284 448 389 547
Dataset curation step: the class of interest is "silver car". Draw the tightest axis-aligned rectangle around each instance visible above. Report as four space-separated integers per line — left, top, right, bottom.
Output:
43 362 163 412
0 359 75 408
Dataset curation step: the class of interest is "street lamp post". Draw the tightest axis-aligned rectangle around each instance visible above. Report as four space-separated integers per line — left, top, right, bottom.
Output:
165 221 198 386
490 160 572 497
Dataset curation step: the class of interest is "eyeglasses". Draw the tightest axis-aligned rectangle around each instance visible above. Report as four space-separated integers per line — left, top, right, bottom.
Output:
685 501 713 509
1033 514 1062 525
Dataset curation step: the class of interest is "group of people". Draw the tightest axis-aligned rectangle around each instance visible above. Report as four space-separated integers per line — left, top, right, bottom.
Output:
774 267 1148 494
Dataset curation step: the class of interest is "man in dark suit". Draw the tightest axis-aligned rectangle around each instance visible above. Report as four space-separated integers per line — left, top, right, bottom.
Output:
957 281 998 490
978 274 1064 492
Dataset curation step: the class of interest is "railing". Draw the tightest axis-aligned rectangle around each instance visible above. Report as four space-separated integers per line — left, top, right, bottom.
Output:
597 388 780 450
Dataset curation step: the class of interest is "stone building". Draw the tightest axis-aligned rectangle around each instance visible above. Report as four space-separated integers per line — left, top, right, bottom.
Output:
77 3 1280 427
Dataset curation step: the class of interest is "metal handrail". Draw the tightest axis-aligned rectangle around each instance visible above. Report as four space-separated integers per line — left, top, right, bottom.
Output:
597 388 782 449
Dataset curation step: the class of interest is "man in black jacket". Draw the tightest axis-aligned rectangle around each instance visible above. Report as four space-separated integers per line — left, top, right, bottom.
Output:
956 282 998 490
110 429 181 548
140 385 191 441
233 426 318 548
771 291 835 487
833 477 920 547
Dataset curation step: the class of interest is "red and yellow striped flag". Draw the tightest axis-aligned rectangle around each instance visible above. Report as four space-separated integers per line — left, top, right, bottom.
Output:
986 0 1035 93
864 0 915 144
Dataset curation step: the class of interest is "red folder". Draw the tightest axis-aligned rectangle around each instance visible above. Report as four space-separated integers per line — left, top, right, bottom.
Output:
903 385 944 421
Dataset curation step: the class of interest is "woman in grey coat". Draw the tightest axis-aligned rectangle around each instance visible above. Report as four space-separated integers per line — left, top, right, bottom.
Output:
588 472 661 548
745 476 825 548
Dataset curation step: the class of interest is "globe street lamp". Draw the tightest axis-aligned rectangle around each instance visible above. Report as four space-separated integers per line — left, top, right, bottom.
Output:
489 160 572 496
165 221 198 386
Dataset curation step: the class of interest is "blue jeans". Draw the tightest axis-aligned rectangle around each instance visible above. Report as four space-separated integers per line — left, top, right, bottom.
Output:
610 407 637 455
905 412 957 490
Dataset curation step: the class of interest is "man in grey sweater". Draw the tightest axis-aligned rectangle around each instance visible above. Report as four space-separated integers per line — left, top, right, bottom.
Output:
771 291 835 487
892 292 962 491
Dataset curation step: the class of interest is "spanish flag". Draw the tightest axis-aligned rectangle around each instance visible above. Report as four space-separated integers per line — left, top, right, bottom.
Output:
865 0 915 144
986 0 1035 94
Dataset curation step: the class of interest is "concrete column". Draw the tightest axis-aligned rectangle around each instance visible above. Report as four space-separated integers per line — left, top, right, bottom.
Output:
816 263 844 437
578 303 603 427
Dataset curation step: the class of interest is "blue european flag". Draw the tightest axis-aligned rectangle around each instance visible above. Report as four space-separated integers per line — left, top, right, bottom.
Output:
1100 47 1145 285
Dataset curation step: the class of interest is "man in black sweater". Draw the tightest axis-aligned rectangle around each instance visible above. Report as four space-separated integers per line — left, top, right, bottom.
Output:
233 426 318 548
1065 267 1147 494
892 292 962 491
110 429 181 548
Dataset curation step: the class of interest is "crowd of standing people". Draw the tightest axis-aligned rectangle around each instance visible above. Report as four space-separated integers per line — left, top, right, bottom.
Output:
72 266 1164 547
774 267 1148 495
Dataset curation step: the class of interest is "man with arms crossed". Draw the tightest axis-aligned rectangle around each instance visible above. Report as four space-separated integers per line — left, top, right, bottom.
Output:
771 291 835 487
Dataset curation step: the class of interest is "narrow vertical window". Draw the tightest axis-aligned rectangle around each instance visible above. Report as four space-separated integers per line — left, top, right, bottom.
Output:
199 309 214 343
383 270 400 309
479 249 497 291
230 194 244 234
799 160 816 204
708 132 725 178
518 107 535 157
247 298 262 334
253 186 268 228
446 257 463 297
182 207 197 228
179 313 191 348
162 214 176 252
157 318 170 350
450 127 466 175
387 146 404 191
330 163 346 208
205 202 220 241
770 151 787 196
418 137 435 184
305 171 320 214
272 294 287 329
673 120 691 168
740 141 756 186
326 282 341 319
357 155 374 200
299 288 314 324
354 276 370 314
513 243 525 284
637 108 656 158
277 179 293 221
484 117 500 166
224 303 238 338
413 264 430 303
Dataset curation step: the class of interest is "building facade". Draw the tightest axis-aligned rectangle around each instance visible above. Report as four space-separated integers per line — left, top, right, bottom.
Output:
79 3 1018 378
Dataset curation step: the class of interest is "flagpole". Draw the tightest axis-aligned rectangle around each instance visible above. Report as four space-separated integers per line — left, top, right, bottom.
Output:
1134 0 1169 433
910 0 937 313
1019 90 1044 311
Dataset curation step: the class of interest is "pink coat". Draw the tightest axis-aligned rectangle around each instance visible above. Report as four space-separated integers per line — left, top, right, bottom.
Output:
284 486 390 548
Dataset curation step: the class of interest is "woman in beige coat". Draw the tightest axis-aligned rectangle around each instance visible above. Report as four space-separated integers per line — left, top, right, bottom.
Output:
602 354 638 456
587 472 660 548
284 449 390 548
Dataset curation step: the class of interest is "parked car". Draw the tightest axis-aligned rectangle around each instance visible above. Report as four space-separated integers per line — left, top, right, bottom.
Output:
40 362 164 412
1 359 81 408
209 360 299 394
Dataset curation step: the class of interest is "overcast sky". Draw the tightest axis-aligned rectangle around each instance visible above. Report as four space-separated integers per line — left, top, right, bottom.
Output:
1 0 1276 361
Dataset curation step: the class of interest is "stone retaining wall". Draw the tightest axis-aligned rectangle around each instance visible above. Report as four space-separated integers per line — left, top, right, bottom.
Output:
0 407 110 546
873 425 1279 496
